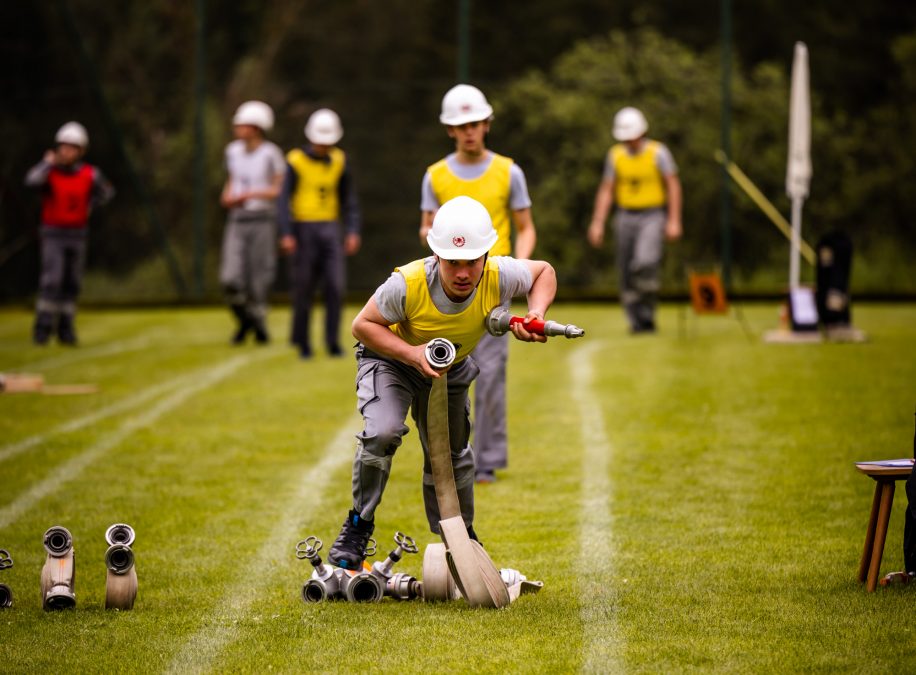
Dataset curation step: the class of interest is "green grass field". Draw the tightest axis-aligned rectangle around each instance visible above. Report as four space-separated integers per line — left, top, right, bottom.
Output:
1 303 914 673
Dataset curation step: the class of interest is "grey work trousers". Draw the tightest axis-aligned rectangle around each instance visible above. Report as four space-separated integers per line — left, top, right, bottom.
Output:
614 207 666 331
36 226 87 317
219 215 277 321
351 351 479 534
289 220 345 351
470 330 509 473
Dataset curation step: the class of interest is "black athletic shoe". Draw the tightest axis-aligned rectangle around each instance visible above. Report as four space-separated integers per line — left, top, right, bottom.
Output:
252 320 270 344
230 304 251 344
328 343 343 357
57 314 78 345
33 312 54 345
327 510 374 569
231 322 251 345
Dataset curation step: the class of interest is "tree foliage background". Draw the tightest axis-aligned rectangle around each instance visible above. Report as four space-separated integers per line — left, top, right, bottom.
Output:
1 0 914 301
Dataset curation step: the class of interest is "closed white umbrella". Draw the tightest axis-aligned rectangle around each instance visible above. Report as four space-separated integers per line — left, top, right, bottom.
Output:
786 41 811 291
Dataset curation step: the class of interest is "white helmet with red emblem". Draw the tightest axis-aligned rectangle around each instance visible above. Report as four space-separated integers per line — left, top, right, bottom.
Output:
439 84 494 126
426 196 498 259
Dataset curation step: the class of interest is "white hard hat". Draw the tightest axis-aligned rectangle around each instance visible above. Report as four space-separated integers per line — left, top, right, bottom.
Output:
55 121 89 149
439 84 494 126
304 108 343 145
613 107 649 141
233 100 274 132
427 196 498 259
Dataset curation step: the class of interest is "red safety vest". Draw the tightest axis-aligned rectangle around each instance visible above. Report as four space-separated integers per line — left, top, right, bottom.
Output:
41 165 94 228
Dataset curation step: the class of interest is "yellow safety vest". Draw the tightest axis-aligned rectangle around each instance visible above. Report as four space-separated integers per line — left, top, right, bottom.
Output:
610 140 667 210
389 257 501 362
286 147 345 222
428 153 513 256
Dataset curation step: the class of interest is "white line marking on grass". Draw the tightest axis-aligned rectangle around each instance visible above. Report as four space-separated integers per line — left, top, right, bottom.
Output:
570 341 623 673
0 376 187 464
0 353 273 530
167 416 359 674
13 334 156 371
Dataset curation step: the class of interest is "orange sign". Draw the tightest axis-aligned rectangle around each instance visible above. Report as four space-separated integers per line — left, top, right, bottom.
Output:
688 271 728 314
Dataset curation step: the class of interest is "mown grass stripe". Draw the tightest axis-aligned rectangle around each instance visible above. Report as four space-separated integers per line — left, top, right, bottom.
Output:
0 352 272 530
166 416 359 674
11 333 157 372
570 340 623 673
0 374 190 464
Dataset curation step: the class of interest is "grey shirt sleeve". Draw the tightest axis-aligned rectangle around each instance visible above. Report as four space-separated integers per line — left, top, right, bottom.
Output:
602 153 615 182
372 272 408 324
420 171 439 212
25 160 52 187
495 256 533 305
508 164 532 210
655 143 678 176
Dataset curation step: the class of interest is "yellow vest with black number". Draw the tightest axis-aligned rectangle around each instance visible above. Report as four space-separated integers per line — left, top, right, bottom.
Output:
428 153 513 256
287 147 345 222
610 140 667 210
390 257 501 362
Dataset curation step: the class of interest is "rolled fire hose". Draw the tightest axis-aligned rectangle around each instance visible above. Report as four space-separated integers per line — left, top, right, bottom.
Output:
105 523 138 610
485 308 585 339
424 338 510 609
0 549 13 608
41 526 76 610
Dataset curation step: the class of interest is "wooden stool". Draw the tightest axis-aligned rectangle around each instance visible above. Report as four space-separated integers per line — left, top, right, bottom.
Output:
855 459 914 591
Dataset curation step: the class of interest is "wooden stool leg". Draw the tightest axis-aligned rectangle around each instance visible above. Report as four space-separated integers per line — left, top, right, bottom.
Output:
866 482 896 592
858 481 883 583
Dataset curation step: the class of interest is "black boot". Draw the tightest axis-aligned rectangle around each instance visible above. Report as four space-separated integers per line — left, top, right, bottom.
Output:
251 317 270 344
56 313 78 346
327 510 375 570
230 304 251 345
33 311 54 345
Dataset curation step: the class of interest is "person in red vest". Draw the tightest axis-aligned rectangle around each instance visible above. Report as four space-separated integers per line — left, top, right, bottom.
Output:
25 122 114 345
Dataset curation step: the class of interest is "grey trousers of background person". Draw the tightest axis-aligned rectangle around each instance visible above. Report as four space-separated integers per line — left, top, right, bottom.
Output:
289 220 345 351
36 226 87 317
470 330 509 473
351 349 479 534
218 214 277 321
614 207 667 331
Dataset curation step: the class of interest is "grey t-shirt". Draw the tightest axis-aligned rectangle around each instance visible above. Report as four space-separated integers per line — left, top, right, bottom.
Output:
602 140 678 181
373 256 533 324
224 139 286 213
420 152 532 212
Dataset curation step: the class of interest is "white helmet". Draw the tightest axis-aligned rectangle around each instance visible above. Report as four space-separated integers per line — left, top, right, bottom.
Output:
439 84 493 126
55 121 89 149
613 107 649 141
233 100 274 131
427 196 498 259
304 108 343 145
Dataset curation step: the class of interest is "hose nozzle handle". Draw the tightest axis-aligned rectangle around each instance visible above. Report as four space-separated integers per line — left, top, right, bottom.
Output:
485 308 585 338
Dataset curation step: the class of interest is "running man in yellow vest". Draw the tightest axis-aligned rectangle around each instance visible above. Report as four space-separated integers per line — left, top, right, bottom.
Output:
587 107 682 333
419 84 537 484
327 196 556 569
279 108 362 358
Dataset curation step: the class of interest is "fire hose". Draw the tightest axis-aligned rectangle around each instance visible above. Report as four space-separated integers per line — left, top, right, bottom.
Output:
104 523 138 610
0 549 13 608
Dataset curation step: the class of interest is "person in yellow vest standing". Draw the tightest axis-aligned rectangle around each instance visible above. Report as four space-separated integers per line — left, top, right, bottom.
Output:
327 196 556 569
279 108 362 358
587 106 682 333
419 84 537 484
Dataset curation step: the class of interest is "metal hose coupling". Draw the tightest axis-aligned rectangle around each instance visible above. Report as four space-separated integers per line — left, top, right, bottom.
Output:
424 338 457 370
371 532 421 600
339 568 384 603
105 524 137 610
0 549 13 608
41 526 75 610
296 536 341 603
485 307 585 338
105 523 136 547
